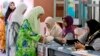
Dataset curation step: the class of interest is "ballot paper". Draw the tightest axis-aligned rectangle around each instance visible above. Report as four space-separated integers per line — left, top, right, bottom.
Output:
58 47 64 51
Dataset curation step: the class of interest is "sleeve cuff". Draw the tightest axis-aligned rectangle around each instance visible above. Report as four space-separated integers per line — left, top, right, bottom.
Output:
54 38 63 45
85 46 94 50
67 39 79 45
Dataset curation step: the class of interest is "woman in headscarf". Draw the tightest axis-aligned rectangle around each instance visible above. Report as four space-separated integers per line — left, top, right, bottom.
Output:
0 11 6 53
44 17 62 43
5 2 16 25
16 6 44 56
60 16 75 45
9 3 27 25
75 19 100 51
6 3 27 56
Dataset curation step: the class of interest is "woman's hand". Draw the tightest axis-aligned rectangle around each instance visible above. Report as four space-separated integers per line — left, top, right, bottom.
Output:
39 35 46 43
61 38 67 44
75 42 85 50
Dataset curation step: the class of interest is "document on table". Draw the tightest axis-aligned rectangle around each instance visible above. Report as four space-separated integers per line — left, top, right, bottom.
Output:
72 50 99 56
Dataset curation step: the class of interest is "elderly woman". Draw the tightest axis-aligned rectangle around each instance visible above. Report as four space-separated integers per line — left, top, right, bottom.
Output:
6 3 27 56
16 6 44 56
75 19 100 51
44 17 62 43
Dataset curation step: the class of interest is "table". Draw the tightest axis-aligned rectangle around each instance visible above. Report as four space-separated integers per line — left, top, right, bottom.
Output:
38 41 100 56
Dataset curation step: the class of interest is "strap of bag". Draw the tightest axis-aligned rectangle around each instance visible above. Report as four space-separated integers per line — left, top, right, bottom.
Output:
85 30 100 46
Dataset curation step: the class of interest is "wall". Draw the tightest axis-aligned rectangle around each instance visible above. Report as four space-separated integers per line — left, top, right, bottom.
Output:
34 0 54 22
92 0 99 22
23 0 34 16
56 4 64 17
94 0 99 22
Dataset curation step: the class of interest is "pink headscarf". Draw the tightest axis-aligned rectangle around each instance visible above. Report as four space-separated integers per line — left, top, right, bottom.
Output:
62 16 75 37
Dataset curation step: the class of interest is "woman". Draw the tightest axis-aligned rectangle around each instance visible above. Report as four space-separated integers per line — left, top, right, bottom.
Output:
5 2 15 24
0 11 5 53
6 3 27 56
44 17 62 43
75 19 100 51
74 27 89 44
61 16 75 45
16 6 44 56
9 3 27 25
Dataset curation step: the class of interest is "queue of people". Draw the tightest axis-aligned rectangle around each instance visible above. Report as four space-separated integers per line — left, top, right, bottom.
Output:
0 1 100 56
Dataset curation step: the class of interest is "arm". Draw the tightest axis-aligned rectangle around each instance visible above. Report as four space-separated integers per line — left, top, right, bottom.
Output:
65 33 76 45
20 20 41 42
74 38 100 51
91 38 100 51
85 46 94 50
65 33 74 40
54 38 63 45
54 33 78 45
67 39 79 45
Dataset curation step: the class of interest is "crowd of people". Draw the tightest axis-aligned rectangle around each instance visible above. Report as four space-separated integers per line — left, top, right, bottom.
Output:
0 1 100 56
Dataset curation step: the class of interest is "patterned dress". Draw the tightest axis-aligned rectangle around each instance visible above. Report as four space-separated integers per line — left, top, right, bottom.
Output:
0 18 5 50
16 19 41 56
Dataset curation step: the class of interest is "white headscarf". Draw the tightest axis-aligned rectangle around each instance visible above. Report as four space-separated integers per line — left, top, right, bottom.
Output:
11 3 27 25
45 17 55 23
44 17 62 38
45 17 55 29
26 6 44 34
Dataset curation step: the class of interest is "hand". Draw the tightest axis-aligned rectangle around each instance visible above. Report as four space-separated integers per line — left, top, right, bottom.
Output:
42 35 47 38
75 42 85 50
40 35 46 43
61 38 67 44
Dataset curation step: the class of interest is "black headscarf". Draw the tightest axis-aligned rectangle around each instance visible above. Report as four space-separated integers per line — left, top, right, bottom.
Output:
87 19 100 36
85 19 100 44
